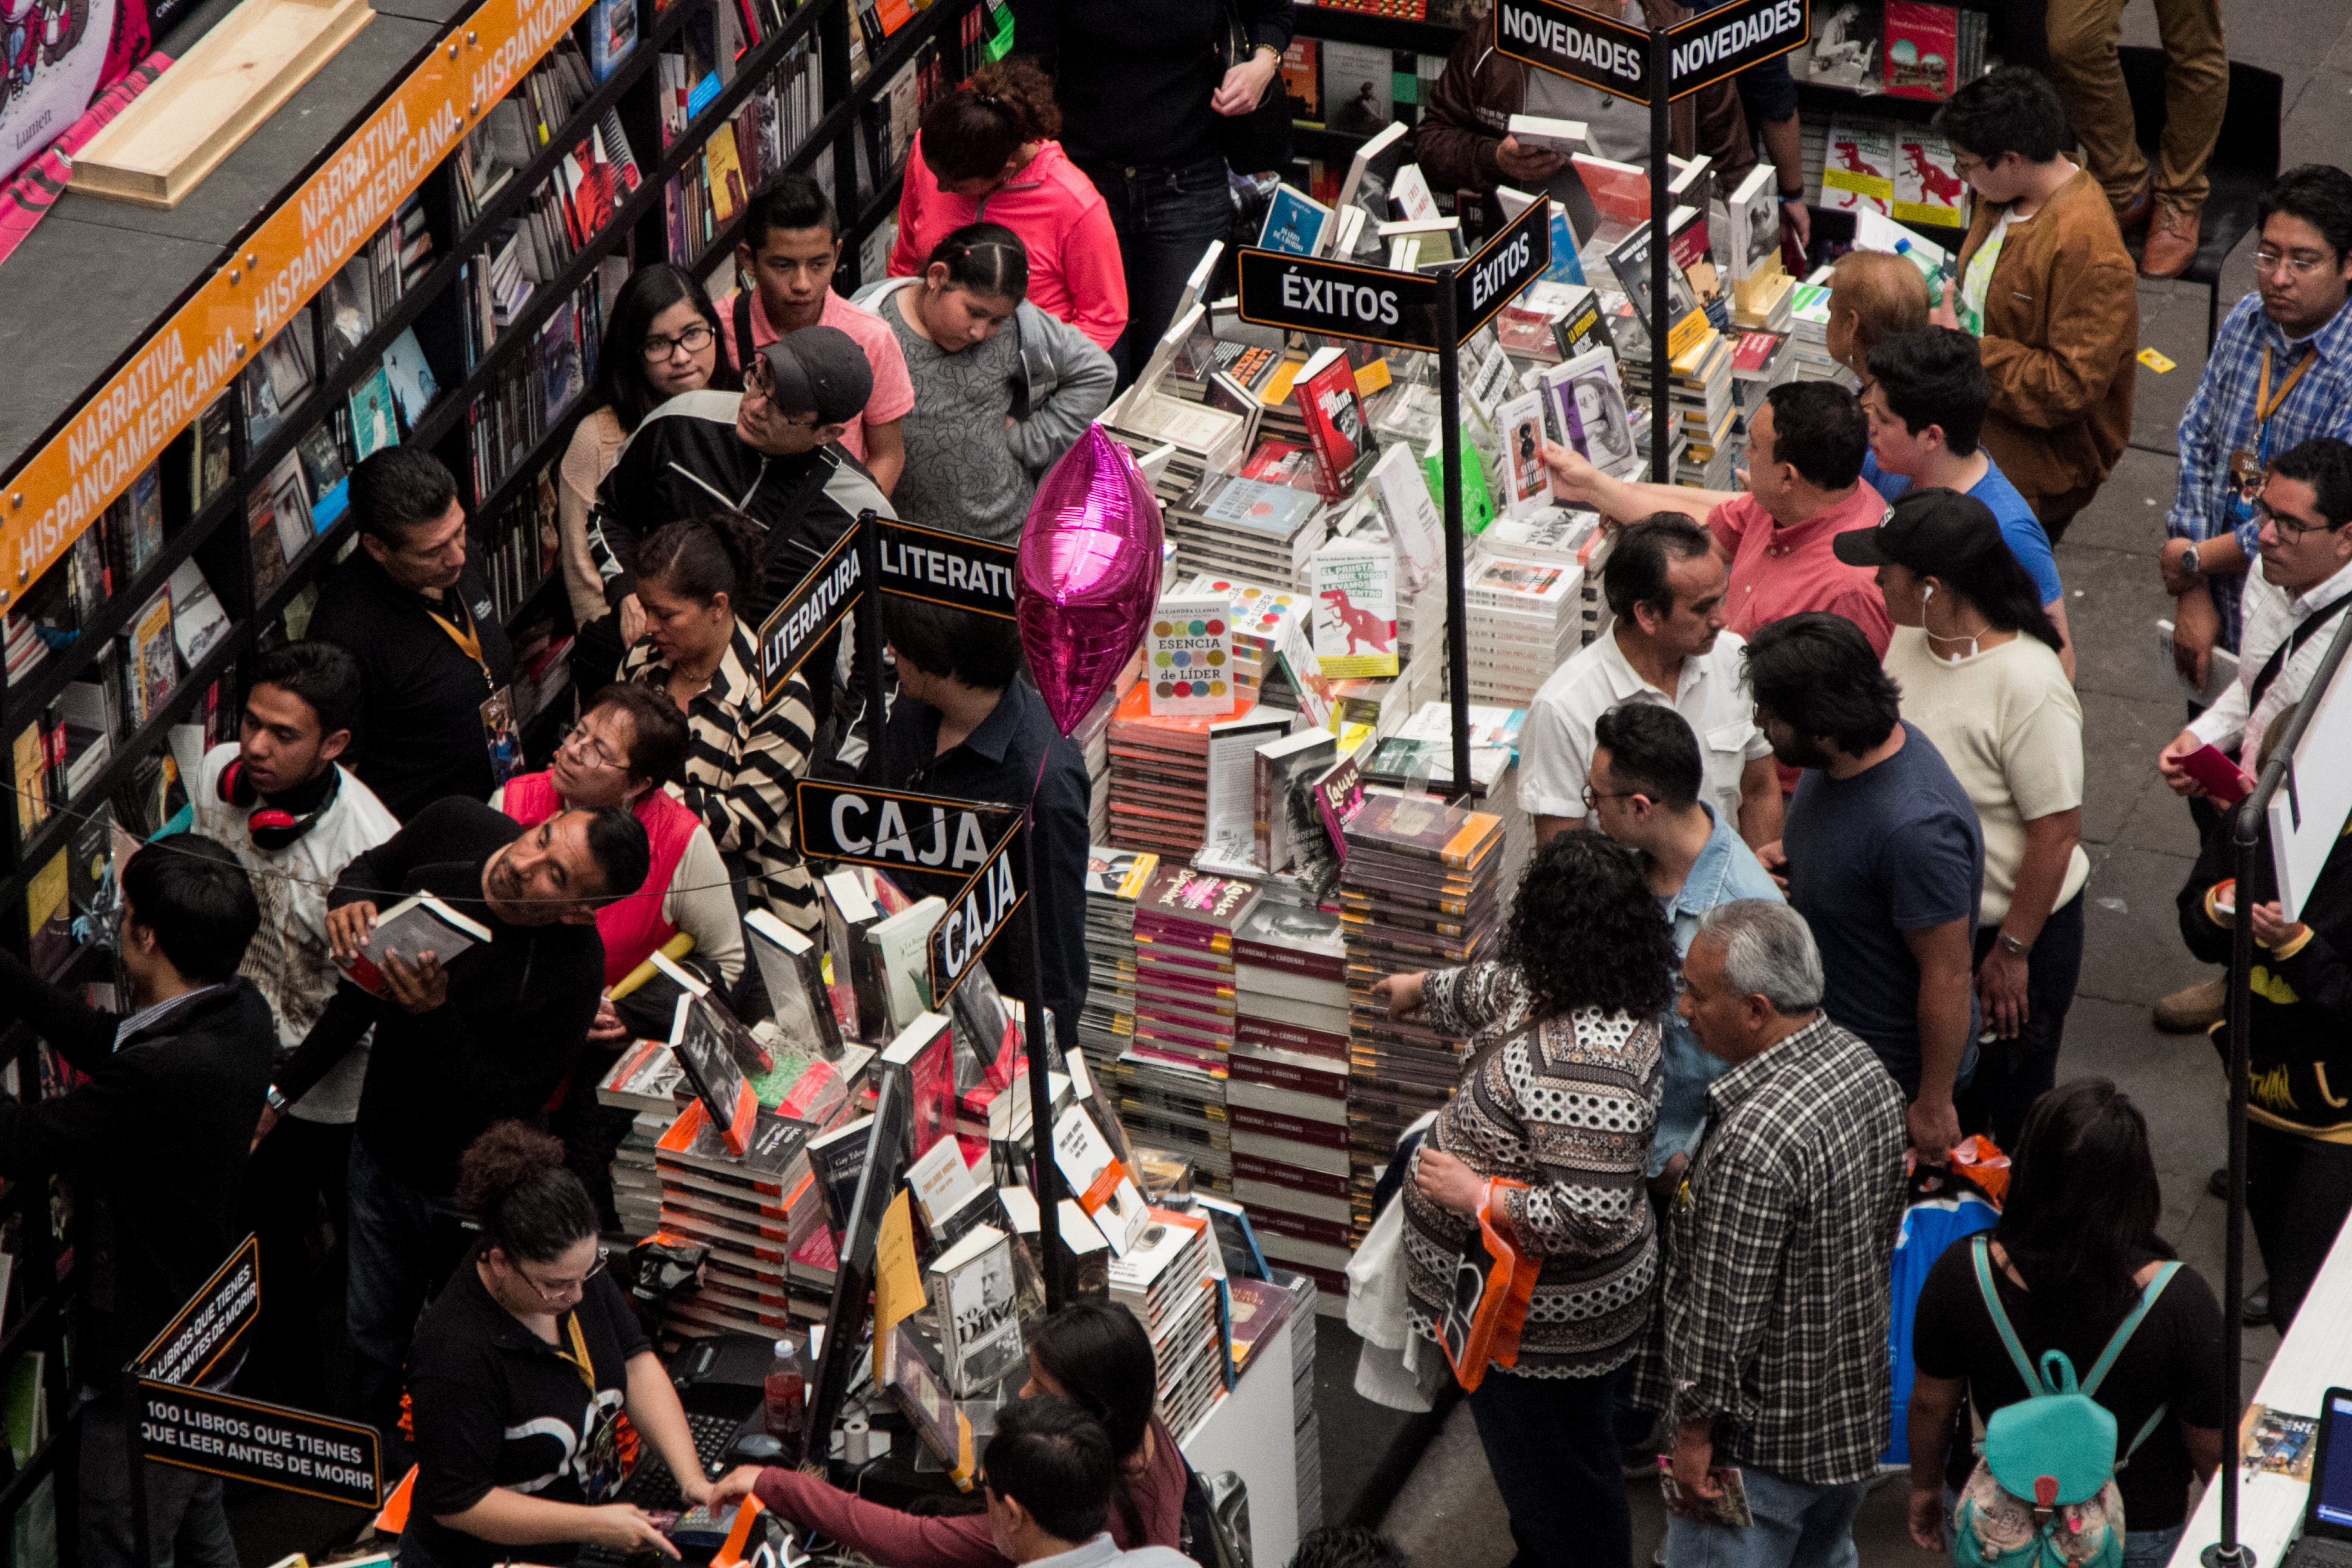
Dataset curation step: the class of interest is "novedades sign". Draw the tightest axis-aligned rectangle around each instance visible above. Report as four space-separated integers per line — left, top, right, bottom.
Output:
1666 0 1808 96
1494 0 1809 102
0 0 593 604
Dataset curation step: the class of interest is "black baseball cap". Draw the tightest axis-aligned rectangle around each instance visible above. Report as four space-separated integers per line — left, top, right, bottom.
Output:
756 325 872 426
1832 486 2005 575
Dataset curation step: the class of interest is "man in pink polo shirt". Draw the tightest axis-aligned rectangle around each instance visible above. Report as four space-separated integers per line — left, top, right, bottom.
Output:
715 172 913 497
1545 381 1893 653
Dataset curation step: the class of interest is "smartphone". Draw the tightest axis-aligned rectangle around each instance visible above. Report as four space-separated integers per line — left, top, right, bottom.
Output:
2178 743 2254 805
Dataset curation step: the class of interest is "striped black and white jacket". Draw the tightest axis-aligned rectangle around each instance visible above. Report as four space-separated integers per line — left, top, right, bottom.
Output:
622 621 821 930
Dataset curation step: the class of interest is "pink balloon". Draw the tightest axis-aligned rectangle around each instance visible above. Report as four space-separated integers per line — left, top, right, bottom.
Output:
1018 425 1166 737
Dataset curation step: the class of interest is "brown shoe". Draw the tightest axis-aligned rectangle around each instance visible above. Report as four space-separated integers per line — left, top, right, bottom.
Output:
2112 171 2155 236
2154 975 2228 1033
2141 201 2202 278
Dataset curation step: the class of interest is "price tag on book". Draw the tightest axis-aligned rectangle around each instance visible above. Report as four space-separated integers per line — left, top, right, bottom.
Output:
134 1234 259 1385
795 780 1021 877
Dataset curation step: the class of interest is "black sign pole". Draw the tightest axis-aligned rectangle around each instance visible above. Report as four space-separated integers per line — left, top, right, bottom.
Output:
127 1365 154 1568
857 510 888 757
1021 826 1066 1311
1648 25 1673 486
1434 270 1472 807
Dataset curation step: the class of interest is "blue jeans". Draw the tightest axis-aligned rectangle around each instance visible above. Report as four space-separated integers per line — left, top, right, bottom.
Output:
347 1135 463 1444
1466 1363 1632 1568
1072 155 1230 389
1665 1465 1869 1568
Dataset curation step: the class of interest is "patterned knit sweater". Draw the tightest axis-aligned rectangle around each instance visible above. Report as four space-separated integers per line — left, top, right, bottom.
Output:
1402 961 1663 1379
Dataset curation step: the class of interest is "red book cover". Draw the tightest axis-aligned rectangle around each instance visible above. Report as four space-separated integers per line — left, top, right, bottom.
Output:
1294 351 1376 498
1883 2 1959 99
1240 439 1316 486
1571 154 1651 232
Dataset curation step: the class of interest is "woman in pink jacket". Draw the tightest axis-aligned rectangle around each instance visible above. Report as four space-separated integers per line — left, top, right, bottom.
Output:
889 59 1127 354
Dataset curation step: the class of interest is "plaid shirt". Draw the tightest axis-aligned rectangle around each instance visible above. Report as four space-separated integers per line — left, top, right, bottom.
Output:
2169 291 2352 650
1640 1013 1907 1485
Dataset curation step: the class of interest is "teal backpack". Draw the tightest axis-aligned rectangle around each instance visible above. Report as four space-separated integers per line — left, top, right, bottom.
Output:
1950 1236 2181 1568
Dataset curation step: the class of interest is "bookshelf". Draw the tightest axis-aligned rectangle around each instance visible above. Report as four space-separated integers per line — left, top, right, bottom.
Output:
0 0 989 972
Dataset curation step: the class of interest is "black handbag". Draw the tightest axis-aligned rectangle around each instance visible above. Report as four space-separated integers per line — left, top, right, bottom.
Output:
1210 0 1292 176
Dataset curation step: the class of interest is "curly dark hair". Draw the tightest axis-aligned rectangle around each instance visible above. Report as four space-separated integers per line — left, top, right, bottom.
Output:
1497 833 1676 1021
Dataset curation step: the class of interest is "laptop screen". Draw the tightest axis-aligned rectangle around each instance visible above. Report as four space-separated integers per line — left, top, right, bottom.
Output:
2318 1394 2352 1532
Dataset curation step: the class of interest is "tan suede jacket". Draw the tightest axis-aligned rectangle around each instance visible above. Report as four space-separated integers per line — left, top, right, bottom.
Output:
1958 167 2138 508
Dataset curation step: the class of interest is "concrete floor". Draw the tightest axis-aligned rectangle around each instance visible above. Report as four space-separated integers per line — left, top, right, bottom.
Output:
1354 3 2352 1561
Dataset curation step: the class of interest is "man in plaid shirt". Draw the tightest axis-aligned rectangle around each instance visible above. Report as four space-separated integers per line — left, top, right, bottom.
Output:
1644 900 1907 1568
2161 166 2352 685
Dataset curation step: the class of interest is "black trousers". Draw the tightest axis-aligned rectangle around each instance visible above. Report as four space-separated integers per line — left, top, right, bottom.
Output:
2245 1121 2352 1331
1956 892 2088 1151
236 1114 353 1410
1465 1361 1632 1568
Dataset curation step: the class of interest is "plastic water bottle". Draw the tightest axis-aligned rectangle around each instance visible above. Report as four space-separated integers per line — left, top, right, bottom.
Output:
765 1336 807 1465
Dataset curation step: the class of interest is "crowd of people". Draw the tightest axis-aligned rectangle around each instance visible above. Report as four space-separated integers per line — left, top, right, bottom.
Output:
0 1 2344 1565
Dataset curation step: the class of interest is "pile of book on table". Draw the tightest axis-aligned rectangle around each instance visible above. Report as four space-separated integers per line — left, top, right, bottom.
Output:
1341 792 1508 1252
1079 847 1158 1077
1227 896 1354 1293
1121 866 1261 1195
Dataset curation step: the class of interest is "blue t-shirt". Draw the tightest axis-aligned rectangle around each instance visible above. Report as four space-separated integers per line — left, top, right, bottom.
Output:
1783 721 1985 1095
1863 452 2063 606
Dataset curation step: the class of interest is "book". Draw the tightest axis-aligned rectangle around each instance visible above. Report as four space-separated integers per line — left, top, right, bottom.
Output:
336 892 492 998
926 1224 1025 1396
381 327 440 431
1821 119 1896 217
1200 710 1293 877
2241 1404 2318 1481
192 393 235 512
879 1324 974 1480
124 587 178 725
1571 153 1650 237
1494 388 1551 518
1540 346 1637 472
1257 185 1331 256
1149 593 1235 717
1807 0 1884 90
1893 129 1966 227
1364 442 1443 599
596 1037 685 1111
878 1010 956 1162
587 0 638 79
1883 1 1959 99
1309 536 1397 678
671 991 761 1155
865 897 944 1034
1329 121 1409 246
1293 348 1376 499
805 1114 873 1236
1254 728 1336 874
1052 1103 1150 1255
1506 113 1587 156
166 561 230 668
745 908 844 1056
822 869 888 1042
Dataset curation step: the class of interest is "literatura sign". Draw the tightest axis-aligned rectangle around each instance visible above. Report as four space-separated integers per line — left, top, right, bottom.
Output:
1492 0 1649 97
875 520 1018 619
0 0 593 605
794 780 1021 878
136 1380 382 1509
1235 250 1445 351
758 528 863 702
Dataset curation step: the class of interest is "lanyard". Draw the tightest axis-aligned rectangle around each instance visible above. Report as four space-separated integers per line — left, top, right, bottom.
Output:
426 598 492 688
556 1310 596 1393
2255 345 2317 451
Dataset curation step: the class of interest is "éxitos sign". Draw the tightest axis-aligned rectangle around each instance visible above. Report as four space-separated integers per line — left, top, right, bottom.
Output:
1235 250 1444 351
1494 0 1808 102
1453 198 1553 340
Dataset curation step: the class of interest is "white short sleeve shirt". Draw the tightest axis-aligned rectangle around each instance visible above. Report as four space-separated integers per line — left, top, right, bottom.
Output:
1518 627 1772 826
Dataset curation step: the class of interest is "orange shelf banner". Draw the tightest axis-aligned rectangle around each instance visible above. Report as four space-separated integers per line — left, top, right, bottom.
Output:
0 0 596 606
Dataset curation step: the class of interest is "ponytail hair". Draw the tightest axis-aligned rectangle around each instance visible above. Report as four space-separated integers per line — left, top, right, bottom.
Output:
637 508 764 610
457 1121 599 1265
919 59 1060 184
925 221 1029 304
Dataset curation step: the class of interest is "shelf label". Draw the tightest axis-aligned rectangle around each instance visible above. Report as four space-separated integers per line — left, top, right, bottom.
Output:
0 0 595 604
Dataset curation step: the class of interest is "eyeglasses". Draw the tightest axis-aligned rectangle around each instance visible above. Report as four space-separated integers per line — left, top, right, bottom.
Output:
2255 499 2345 540
560 722 627 772
2254 250 2333 278
516 1246 610 1304
1581 784 1636 812
642 322 716 361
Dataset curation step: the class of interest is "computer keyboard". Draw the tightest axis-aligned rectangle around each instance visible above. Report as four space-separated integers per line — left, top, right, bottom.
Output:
621 1409 751 1510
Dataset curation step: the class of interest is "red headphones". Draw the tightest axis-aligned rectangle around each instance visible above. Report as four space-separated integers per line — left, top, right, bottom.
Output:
218 758 339 852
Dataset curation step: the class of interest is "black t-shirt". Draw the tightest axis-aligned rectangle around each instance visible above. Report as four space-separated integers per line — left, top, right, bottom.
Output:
405 1241 652 1568
1912 1240 2226 1529
314 550 517 820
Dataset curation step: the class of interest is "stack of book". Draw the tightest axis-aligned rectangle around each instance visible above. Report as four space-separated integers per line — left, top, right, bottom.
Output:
654 1102 820 1339
1073 681 1120 844
1227 897 1355 1293
1785 274 1846 382
1080 846 1159 1076
1163 473 1327 592
1105 682 1215 857
1341 793 1508 1250
1462 552 1584 708
1180 573 1308 711
1108 1208 1227 1441
596 1036 687 1237
1121 866 1259 1192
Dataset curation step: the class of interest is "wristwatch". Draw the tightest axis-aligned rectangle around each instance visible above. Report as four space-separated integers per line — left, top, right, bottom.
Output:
2180 540 2205 581
265 1083 289 1113
1997 932 2033 958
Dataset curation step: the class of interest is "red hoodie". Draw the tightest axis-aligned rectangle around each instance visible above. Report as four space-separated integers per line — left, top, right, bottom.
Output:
750 1414 1187 1567
889 134 1128 351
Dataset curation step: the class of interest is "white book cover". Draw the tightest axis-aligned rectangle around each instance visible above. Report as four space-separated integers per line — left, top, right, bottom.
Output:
1390 163 1439 224
1495 388 1552 518
1149 593 1236 716
927 1224 1025 1396
336 893 491 998
1310 536 1399 678
1506 113 1587 155
907 1135 986 1231
1540 346 1637 472
1365 443 1443 599
1205 711 1292 873
1052 1105 1149 1255
1727 163 1782 284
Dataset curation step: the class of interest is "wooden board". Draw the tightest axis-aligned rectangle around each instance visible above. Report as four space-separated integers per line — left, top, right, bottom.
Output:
69 0 374 208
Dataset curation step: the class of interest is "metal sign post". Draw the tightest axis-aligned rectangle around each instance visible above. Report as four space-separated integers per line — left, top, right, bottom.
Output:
1235 200 1549 804
1649 25 1673 483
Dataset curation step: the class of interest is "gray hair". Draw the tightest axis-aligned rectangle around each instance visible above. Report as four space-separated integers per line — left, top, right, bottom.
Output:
1693 900 1823 1016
